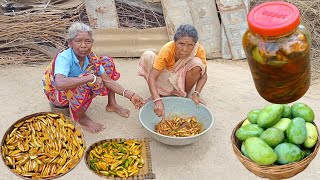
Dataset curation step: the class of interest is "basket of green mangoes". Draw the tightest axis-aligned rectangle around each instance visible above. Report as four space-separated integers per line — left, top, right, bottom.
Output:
231 102 319 179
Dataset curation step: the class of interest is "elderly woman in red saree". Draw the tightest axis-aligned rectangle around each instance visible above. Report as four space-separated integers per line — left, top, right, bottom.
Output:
138 24 207 118
42 22 145 133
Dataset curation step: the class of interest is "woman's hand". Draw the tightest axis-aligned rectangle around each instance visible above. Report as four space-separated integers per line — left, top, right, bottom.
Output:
192 92 206 106
154 100 165 117
93 76 104 89
130 94 145 109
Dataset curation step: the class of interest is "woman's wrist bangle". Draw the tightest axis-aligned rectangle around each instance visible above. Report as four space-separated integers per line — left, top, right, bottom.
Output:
193 91 200 96
130 93 135 101
91 74 97 84
153 98 162 103
122 89 127 97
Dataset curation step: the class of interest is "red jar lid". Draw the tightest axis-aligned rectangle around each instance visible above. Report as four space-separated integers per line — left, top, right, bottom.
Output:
247 1 300 36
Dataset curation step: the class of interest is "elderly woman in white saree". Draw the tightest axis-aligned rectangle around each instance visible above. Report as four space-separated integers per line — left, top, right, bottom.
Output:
138 24 208 117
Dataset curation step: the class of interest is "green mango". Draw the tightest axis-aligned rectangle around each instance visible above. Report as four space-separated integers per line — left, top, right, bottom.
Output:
282 104 291 118
257 104 284 128
247 109 260 124
286 117 307 145
241 119 251 127
236 124 264 141
260 127 285 148
241 143 249 157
291 102 307 112
272 118 292 132
303 122 318 148
291 103 315 122
244 137 277 165
274 143 304 164
282 138 302 150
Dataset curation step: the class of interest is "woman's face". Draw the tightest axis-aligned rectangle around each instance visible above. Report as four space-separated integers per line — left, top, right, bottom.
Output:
69 32 93 60
175 36 196 60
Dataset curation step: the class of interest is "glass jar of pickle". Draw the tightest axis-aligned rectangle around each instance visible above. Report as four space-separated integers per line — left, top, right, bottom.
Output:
243 1 311 104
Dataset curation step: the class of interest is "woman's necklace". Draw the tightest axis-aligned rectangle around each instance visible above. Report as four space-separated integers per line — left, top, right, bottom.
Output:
77 55 85 71
79 60 84 69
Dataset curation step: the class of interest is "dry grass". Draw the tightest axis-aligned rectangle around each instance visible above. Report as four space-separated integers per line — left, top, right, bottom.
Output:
115 0 165 29
0 1 87 65
250 0 320 80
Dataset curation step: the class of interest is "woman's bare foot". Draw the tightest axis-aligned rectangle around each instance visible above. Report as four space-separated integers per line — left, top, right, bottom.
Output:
106 104 130 118
78 114 105 133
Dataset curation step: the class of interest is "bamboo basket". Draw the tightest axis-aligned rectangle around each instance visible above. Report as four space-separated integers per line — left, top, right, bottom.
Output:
0 112 85 179
85 138 156 180
231 119 319 179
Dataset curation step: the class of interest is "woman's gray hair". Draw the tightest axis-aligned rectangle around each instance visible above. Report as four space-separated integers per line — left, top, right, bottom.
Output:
173 24 198 43
66 22 93 40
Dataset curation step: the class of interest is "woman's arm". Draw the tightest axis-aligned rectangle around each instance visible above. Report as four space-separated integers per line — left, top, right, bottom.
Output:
148 68 165 117
195 45 207 93
55 74 94 91
100 72 145 109
194 67 207 93
100 73 135 100
191 67 207 106
147 68 161 100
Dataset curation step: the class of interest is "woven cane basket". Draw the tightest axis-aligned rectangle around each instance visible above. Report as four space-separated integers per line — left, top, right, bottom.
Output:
85 138 156 180
231 119 319 179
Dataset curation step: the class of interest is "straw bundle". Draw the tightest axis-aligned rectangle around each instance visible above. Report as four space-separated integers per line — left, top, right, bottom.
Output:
0 1 87 65
115 0 165 29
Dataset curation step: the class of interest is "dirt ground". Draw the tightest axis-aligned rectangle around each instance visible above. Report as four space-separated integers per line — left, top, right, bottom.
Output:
0 59 319 180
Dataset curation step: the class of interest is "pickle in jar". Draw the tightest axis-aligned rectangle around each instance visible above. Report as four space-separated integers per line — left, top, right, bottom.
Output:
252 47 265 64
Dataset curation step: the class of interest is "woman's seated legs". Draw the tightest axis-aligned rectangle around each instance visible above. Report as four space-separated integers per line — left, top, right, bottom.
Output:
100 55 130 118
184 57 205 95
137 50 157 80
106 90 130 118
185 66 202 95
76 106 105 133
66 85 107 133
